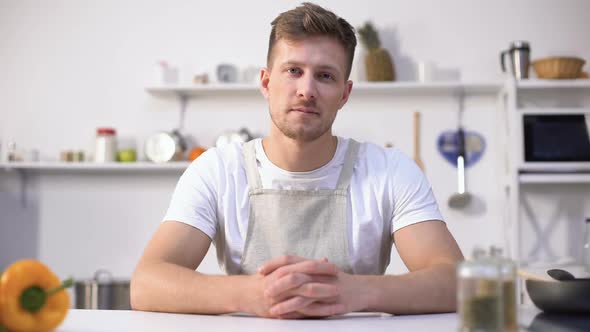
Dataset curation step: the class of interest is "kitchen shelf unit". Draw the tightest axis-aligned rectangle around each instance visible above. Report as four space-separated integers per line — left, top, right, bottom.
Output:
0 161 190 172
500 78 590 302
2 81 503 176
502 78 590 265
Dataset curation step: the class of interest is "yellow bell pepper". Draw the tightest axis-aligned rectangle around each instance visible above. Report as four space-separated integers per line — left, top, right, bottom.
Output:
0 259 73 332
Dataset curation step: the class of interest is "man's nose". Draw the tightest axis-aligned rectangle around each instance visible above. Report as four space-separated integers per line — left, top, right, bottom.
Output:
296 74 317 100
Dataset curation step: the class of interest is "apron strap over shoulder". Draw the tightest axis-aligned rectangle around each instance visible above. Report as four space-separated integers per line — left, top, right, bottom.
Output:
336 139 360 190
242 140 262 190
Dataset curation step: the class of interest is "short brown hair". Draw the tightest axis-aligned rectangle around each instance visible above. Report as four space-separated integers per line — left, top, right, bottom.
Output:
267 2 357 79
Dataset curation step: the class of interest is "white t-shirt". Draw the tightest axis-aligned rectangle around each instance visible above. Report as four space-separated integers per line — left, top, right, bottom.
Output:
164 137 444 274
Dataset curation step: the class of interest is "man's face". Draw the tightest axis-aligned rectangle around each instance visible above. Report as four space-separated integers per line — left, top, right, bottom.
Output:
260 36 352 142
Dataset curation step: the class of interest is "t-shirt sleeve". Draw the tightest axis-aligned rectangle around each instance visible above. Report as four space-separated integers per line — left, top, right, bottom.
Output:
390 153 444 233
162 149 218 239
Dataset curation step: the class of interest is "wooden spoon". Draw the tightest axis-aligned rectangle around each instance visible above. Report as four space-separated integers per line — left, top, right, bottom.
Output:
517 269 555 282
413 111 425 171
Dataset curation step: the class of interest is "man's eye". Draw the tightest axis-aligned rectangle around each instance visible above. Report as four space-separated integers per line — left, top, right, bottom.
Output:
319 72 334 80
287 68 301 74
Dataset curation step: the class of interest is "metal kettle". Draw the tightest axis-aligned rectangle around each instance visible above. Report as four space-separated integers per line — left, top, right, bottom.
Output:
500 41 531 79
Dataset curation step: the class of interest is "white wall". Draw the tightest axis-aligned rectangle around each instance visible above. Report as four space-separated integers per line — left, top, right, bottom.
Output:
1 0 590 280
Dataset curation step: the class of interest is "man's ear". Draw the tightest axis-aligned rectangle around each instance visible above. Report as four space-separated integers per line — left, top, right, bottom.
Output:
338 80 353 109
259 68 270 100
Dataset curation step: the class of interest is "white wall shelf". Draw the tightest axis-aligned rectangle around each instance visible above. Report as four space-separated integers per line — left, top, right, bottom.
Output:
516 79 590 90
519 173 590 184
146 84 260 97
145 81 502 98
0 162 190 172
518 162 590 173
517 108 590 115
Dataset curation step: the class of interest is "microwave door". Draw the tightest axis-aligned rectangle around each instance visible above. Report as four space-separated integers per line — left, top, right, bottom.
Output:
524 114 590 162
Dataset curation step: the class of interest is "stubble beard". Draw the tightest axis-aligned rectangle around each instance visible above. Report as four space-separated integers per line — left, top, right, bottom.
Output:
269 108 334 143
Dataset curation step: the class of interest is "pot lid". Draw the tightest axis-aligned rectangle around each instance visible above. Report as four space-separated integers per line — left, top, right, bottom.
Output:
75 269 130 285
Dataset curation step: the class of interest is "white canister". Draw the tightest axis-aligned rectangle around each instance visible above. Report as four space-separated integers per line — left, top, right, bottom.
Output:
417 60 435 82
94 128 117 162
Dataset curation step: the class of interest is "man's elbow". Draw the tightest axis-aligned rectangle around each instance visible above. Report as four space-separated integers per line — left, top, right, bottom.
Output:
129 267 149 311
440 261 460 312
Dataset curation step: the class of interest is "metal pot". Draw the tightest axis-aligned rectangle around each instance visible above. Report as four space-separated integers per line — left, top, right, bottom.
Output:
75 270 130 310
215 128 253 148
144 129 187 163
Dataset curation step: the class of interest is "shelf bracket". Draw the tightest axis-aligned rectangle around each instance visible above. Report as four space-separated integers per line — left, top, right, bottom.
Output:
177 94 189 131
18 169 29 208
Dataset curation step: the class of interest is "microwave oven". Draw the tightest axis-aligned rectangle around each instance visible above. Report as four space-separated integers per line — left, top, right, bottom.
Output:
519 111 590 172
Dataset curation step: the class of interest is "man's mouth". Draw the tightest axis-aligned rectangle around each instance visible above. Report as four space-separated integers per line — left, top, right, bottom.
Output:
291 107 319 115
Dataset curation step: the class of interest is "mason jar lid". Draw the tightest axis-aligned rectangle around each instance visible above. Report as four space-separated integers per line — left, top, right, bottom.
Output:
97 128 116 135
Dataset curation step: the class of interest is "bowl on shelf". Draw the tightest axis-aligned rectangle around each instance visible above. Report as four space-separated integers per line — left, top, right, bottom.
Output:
532 56 586 79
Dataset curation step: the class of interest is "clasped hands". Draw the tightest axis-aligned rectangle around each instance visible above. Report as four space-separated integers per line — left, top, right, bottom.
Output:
248 255 369 319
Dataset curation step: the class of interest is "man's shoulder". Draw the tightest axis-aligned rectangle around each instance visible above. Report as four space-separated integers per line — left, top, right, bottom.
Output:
186 141 245 174
354 140 407 170
211 141 247 162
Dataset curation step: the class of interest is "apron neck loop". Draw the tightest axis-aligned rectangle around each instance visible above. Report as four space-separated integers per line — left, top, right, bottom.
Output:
243 141 262 190
336 139 359 190
243 138 360 191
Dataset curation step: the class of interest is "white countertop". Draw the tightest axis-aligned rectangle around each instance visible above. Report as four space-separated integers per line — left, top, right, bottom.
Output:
56 307 545 332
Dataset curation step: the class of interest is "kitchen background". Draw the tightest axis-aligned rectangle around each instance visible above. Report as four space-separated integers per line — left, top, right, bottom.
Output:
1 0 589 286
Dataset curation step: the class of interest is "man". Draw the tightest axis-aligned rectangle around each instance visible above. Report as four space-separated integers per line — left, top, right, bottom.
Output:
131 2 463 319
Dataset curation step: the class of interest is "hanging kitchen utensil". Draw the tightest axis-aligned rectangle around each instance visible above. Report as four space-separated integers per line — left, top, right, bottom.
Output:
437 130 486 168
448 127 472 208
448 91 472 209
413 111 425 171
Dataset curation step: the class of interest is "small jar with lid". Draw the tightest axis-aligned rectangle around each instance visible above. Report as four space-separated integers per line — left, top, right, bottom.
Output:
457 248 504 332
94 128 117 162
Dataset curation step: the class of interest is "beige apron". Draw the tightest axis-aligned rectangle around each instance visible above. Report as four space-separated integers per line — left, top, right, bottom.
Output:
238 139 361 275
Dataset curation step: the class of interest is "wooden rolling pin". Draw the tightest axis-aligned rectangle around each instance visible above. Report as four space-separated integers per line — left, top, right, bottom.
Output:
413 111 425 171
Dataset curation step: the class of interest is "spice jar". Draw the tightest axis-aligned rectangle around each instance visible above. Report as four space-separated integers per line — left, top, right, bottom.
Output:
94 128 117 162
457 248 504 332
489 246 517 332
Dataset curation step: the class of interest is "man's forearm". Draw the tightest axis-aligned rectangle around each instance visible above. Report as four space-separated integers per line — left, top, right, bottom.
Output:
361 262 458 314
130 261 253 314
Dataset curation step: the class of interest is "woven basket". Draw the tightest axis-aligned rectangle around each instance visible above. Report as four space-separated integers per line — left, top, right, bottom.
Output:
365 48 395 81
532 57 586 79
